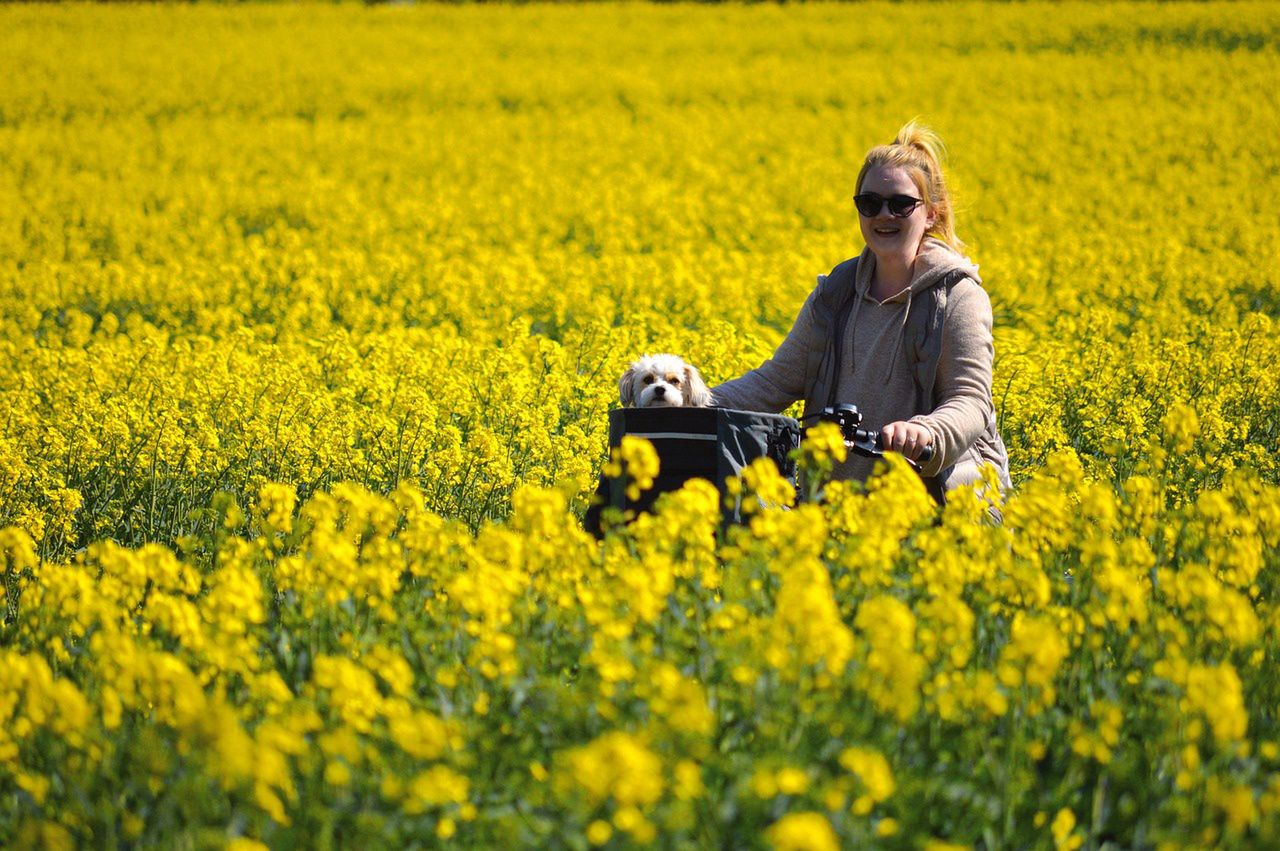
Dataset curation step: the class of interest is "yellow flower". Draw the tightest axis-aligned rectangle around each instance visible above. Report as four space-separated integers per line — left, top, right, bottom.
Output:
324 760 352 787
612 805 656 842
387 704 450 761
1051 808 1084 851
559 731 663 808
1162 401 1199 454
586 820 613 846
604 436 660 501
838 747 895 808
775 767 810 796
225 841 270 851
639 663 714 736
404 766 471 814
923 842 971 851
794 421 848 471
256 481 298 535
764 812 840 851
739 456 798 512
997 614 1069 712
1208 777 1256 833
1182 664 1248 745
674 760 704 800
854 596 924 722
3 7 1280 850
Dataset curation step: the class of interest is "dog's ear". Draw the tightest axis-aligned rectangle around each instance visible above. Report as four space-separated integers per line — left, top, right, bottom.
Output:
684 363 713 408
618 363 639 406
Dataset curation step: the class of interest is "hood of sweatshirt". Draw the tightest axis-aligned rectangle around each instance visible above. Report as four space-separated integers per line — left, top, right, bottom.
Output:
855 237 982 302
846 237 983 382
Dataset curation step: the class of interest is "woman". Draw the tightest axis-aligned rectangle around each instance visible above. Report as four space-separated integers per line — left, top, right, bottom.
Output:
712 121 1010 500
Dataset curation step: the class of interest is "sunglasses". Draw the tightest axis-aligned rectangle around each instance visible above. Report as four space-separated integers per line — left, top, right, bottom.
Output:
853 192 923 218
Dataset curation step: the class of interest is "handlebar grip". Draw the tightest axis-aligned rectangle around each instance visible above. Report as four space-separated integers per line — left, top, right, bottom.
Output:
871 430 936 465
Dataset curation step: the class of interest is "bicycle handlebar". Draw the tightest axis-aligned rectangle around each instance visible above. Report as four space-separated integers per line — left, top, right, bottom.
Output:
848 427 936 465
802 404 935 469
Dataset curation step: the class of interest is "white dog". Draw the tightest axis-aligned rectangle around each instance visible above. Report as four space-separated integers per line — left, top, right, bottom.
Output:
619 354 713 409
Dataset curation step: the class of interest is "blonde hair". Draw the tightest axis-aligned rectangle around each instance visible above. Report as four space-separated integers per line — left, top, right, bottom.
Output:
856 120 964 254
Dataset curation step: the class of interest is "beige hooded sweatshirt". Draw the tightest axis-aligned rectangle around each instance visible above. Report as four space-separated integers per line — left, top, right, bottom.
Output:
712 238 999 486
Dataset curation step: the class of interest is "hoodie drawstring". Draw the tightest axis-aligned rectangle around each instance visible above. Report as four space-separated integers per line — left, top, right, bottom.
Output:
883 287 913 384
845 285 866 377
846 239 976 391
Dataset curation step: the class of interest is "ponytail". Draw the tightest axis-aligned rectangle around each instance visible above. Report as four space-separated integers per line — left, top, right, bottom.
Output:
856 120 965 254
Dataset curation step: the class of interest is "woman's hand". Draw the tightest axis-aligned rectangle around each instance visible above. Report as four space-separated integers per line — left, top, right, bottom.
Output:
880 421 933 462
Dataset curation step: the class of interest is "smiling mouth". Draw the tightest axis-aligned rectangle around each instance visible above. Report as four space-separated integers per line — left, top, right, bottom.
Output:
874 227 900 235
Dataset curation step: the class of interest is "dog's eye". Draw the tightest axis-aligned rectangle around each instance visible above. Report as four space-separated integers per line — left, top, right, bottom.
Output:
643 375 655 385
668 375 681 386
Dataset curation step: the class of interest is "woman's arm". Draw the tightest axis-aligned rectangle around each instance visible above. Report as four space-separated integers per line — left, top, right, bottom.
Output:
711 289 817 414
910 281 995 476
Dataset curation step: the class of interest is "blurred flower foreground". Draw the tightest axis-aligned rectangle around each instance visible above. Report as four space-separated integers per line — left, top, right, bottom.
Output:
2 3 1279 849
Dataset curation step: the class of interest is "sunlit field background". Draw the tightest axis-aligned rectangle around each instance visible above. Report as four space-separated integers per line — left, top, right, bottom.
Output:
3 2 1280 848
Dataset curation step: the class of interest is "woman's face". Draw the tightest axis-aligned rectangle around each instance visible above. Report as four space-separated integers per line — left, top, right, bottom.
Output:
857 165 936 258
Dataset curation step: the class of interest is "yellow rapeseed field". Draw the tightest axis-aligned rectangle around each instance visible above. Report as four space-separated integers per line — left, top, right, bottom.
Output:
2 2 1279 848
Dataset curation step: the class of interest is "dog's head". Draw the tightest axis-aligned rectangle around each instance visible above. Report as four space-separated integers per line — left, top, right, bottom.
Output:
619 354 712 409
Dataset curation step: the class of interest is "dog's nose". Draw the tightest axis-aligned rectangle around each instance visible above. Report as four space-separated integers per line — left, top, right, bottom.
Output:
654 385 665 396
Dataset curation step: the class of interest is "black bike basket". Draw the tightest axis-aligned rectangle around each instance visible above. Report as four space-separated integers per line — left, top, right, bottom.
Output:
584 407 801 536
